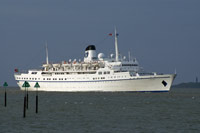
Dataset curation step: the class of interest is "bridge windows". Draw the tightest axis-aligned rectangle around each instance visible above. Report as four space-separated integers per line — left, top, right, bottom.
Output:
98 71 110 75
31 72 37 74
122 64 138 66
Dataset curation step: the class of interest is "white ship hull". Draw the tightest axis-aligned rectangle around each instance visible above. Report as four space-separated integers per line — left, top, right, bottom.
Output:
16 74 176 92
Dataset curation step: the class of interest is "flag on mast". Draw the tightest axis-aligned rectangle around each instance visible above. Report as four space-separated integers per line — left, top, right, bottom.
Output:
109 33 113 36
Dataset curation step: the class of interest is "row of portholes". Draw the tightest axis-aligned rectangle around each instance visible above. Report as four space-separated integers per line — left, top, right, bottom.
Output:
93 75 127 80
16 77 40 80
17 75 127 81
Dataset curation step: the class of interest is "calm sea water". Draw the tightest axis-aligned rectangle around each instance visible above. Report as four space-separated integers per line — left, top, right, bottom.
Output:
0 87 199 133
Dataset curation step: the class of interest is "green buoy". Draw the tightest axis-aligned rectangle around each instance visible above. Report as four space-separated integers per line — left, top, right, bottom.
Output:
3 82 8 107
34 82 40 114
22 81 30 117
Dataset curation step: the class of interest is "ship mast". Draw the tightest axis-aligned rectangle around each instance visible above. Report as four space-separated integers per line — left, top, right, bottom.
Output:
128 51 131 62
115 28 119 61
45 41 49 65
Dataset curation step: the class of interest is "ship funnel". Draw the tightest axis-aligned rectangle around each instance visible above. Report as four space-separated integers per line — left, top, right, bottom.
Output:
84 45 97 62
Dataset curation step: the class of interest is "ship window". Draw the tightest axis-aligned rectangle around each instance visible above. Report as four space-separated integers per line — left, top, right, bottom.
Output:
122 64 138 66
43 78 45 80
107 71 110 74
98 72 102 75
32 72 37 74
104 72 106 74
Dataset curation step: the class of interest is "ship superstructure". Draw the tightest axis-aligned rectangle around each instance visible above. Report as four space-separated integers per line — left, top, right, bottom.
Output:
14 29 176 92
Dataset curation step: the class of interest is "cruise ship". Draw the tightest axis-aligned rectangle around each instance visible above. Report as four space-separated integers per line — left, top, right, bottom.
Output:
14 29 176 92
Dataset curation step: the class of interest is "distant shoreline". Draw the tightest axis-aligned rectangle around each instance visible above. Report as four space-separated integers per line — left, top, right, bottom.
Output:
172 82 200 88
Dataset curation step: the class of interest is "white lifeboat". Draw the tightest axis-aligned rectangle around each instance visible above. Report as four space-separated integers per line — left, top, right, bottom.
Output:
52 63 60 68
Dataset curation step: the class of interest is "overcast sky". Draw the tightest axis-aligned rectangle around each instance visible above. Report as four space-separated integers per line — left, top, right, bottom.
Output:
0 0 200 86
